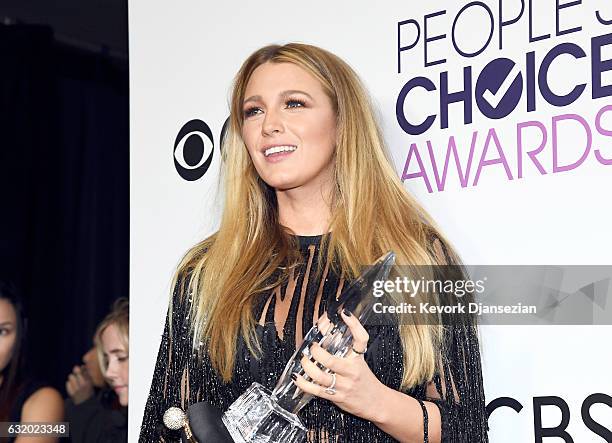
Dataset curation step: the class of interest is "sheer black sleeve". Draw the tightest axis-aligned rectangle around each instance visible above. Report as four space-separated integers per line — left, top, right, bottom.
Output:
423 324 489 442
139 276 193 443
421 236 489 442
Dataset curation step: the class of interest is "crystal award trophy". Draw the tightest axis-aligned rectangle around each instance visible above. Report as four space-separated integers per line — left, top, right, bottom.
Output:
220 251 396 443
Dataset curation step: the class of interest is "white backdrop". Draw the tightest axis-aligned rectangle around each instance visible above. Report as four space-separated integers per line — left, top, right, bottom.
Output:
129 1 612 441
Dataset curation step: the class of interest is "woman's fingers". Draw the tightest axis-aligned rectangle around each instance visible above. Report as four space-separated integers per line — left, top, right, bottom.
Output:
300 352 335 387
309 342 352 374
74 365 84 380
340 309 369 356
66 377 75 395
292 372 340 401
316 312 332 334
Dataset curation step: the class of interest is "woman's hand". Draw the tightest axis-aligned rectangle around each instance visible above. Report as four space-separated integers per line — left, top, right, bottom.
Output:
66 365 95 405
293 309 388 422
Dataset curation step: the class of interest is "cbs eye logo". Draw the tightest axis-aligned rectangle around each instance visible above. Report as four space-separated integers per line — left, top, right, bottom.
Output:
173 118 229 181
173 119 214 181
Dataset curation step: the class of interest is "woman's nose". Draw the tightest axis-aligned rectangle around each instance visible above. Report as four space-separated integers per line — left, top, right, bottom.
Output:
262 109 283 136
105 362 117 379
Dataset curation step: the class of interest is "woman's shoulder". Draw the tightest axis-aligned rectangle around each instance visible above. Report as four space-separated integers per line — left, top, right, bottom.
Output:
177 234 216 278
20 382 64 422
23 385 63 406
173 233 217 295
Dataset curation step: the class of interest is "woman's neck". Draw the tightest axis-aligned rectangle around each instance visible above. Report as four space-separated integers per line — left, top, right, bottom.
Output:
276 177 333 236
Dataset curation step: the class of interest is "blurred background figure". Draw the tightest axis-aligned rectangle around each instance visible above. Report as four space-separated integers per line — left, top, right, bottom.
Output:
64 345 108 440
97 298 129 407
0 2 129 401
65 298 128 442
0 4 129 442
0 281 64 443
66 346 107 405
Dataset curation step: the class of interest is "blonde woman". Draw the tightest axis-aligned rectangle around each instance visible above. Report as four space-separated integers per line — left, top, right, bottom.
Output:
79 298 129 442
140 43 488 442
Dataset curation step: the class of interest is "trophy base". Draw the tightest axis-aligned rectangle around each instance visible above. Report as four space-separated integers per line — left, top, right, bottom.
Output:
222 382 307 443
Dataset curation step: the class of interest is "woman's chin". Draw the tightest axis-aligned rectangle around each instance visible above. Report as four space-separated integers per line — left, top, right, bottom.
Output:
119 393 128 406
261 176 301 191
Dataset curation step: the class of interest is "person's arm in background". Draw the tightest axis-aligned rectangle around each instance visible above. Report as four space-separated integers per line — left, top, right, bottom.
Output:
15 387 64 443
64 363 107 442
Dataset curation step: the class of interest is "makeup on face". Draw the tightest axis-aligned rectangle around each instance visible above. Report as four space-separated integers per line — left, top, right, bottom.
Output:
241 62 337 192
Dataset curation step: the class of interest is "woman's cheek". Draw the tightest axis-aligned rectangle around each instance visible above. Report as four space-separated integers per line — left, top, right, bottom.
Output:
122 360 129 384
0 335 16 370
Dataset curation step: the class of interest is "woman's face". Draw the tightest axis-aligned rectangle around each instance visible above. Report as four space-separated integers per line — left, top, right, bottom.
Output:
100 323 129 406
0 299 17 376
241 62 337 192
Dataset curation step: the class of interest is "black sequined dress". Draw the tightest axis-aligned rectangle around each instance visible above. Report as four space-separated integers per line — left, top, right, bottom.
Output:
139 235 489 442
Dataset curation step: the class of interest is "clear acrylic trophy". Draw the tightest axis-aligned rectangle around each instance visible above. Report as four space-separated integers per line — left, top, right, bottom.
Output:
221 251 396 443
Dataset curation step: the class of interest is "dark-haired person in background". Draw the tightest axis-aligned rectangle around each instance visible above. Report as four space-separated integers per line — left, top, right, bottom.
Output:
0 281 64 443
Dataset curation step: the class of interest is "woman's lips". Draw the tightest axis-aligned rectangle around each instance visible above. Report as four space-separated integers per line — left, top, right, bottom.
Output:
264 149 296 163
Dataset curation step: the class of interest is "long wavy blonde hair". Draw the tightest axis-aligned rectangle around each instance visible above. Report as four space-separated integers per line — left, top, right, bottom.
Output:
176 43 460 390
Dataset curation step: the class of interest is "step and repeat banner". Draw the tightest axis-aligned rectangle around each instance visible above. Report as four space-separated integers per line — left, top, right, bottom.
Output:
129 1 612 441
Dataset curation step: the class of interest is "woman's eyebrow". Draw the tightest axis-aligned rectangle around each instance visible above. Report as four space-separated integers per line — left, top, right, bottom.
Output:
0 321 13 327
243 90 314 105
280 90 314 100
107 349 127 354
243 94 262 105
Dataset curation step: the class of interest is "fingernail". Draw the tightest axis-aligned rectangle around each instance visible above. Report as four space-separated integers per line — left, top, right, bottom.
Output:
291 373 297 381
343 308 352 317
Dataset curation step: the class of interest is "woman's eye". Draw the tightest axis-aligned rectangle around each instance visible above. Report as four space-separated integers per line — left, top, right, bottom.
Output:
243 107 261 118
286 99 305 109
118 356 129 362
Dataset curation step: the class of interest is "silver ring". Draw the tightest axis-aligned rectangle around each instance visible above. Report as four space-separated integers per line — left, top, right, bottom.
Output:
324 373 337 395
352 345 367 355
